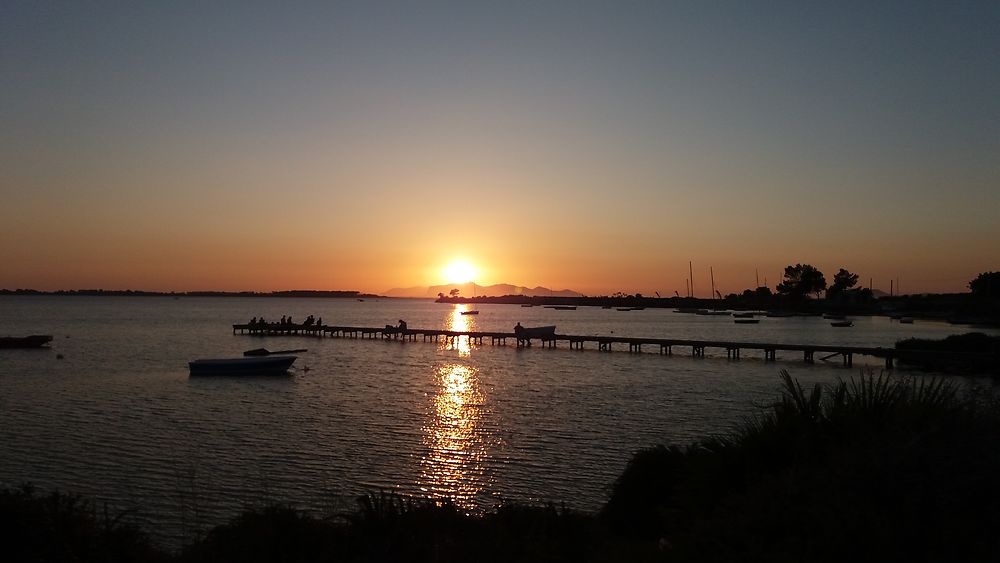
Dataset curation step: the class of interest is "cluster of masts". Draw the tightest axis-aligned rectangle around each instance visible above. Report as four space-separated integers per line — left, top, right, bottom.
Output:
680 261 902 299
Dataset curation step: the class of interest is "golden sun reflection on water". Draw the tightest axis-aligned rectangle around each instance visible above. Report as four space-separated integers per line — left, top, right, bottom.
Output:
418 305 491 508
419 362 490 508
445 304 476 356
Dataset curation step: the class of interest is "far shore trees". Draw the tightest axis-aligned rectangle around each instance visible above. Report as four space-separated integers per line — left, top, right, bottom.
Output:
776 264 827 300
969 271 999 298
827 268 859 298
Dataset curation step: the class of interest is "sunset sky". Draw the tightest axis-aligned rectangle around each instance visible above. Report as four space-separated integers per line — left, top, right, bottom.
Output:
2 1 998 296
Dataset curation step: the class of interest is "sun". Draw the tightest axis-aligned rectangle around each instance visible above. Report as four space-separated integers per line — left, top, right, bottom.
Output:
442 260 478 284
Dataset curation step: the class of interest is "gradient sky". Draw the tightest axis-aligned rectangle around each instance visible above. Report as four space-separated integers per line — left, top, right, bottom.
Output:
2 1 998 295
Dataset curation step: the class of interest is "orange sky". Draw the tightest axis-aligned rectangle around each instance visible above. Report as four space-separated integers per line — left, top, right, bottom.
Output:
2 3 998 296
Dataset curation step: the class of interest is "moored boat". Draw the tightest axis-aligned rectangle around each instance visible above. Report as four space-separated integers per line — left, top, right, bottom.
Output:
830 320 854 328
515 325 556 339
0 335 53 349
189 356 297 375
460 310 480 315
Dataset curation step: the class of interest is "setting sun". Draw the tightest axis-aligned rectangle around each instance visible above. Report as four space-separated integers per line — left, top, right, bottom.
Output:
442 260 478 284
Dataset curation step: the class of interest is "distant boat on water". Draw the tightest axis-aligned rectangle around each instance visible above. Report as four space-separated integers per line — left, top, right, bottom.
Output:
830 320 854 328
189 356 296 375
0 335 53 349
461 310 480 315
551 306 577 310
734 319 760 324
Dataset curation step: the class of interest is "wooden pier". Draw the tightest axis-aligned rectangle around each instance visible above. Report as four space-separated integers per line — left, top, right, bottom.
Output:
229 322 942 369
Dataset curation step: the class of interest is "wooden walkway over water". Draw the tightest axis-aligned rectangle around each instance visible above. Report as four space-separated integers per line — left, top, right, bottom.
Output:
232 323 916 369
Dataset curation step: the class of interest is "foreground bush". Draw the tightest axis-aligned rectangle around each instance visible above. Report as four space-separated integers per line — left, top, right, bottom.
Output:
602 371 1000 562
0 485 167 563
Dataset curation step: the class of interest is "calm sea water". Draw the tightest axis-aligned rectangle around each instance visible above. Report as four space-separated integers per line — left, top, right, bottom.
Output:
1 296 997 547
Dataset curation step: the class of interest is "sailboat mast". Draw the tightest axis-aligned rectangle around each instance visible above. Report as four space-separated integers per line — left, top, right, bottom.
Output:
689 261 694 298
710 267 716 300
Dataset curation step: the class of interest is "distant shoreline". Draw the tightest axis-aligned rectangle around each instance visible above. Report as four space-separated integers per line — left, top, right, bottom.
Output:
0 289 386 299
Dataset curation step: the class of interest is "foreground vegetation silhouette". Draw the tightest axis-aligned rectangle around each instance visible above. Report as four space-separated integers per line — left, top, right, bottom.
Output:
3 372 998 562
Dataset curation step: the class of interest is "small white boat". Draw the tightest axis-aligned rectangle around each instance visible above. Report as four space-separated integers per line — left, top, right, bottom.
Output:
189 356 296 375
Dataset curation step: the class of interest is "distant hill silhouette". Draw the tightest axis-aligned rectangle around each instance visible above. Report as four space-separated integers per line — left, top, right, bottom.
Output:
383 282 584 298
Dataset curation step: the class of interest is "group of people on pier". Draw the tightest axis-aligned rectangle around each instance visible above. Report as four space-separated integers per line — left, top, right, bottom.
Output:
384 319 408 334
246 315 322 327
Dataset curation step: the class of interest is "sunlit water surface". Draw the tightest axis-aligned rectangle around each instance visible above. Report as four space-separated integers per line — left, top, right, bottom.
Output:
1 296 996 547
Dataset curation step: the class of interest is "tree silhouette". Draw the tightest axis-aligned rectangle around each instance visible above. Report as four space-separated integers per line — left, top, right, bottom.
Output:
827 268 859 298
776 264 827 299
449 288 460 298
969 271 1000 298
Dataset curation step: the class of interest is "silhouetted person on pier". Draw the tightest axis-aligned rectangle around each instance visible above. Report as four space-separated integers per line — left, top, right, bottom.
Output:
514 322 524 336
250 317 257 325
317 317 322 326
397 319 407 333
281 315 287 324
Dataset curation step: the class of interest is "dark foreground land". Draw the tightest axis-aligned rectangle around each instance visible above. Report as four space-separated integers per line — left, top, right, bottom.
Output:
3 372 998 563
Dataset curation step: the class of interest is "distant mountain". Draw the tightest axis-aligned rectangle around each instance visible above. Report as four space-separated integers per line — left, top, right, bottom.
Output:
382 282 584 299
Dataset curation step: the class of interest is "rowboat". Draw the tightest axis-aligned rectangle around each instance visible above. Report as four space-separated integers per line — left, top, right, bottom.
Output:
0 335 53 349
189 356 297 375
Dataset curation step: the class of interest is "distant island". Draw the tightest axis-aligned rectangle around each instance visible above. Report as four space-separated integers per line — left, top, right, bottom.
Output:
383 282 583 298
0 289 383 299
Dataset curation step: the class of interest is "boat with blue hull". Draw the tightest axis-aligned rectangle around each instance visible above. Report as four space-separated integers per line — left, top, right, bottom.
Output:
189 356 297 375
